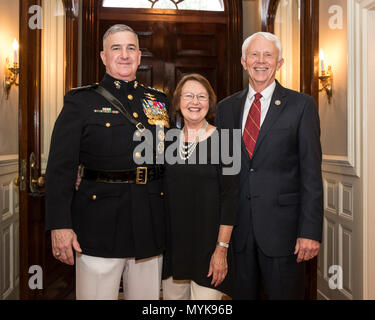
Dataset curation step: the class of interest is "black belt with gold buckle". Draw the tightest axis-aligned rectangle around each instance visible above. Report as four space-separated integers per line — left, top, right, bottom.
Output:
80 165 164 184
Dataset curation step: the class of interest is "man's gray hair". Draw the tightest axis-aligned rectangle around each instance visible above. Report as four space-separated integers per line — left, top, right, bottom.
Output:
242 32 283 62
103 24 139 49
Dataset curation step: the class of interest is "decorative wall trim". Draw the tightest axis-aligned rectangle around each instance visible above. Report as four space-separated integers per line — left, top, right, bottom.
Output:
0 155 18 168
322 0 360 177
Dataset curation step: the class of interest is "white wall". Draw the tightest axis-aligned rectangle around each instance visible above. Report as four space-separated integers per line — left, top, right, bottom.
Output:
0 0 20 300
0 0 19 156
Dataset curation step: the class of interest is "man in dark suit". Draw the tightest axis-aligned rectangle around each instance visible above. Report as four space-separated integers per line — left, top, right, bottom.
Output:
216 32 323 299
45 24 169 299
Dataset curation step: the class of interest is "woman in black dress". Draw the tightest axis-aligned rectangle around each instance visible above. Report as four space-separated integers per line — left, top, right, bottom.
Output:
162 74 238 299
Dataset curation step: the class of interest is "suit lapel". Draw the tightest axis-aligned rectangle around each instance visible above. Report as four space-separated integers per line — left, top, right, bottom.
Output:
233 88 248 129
252 81 288 158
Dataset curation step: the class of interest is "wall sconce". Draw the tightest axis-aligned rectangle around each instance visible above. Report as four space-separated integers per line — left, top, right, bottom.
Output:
319 50 333 104
4 39 20 100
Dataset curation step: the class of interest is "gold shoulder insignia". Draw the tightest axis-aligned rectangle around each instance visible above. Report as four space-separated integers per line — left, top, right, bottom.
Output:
148 86 166 95
140 84 167 97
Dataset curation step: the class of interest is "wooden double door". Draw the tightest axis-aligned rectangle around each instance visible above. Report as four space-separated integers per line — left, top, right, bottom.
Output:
82 2 243 102
101 21 227 101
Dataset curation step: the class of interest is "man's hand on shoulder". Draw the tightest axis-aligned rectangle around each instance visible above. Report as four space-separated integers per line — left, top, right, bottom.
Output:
51 229 82 265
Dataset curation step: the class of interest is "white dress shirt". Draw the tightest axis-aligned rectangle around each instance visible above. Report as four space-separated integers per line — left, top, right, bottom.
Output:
242 81 277 135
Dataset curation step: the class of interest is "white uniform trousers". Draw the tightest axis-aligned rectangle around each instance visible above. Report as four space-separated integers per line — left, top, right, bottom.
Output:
162 277 223 300
76 253 163 300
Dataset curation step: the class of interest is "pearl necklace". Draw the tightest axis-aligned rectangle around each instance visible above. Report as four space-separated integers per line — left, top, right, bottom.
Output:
179 121 209 160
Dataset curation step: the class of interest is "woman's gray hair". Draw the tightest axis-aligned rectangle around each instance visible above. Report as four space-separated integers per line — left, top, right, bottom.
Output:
103 24 139 49
242 32 283 61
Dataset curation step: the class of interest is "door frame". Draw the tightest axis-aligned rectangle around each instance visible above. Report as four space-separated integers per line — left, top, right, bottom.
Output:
18 0 78 299
261 0 320 300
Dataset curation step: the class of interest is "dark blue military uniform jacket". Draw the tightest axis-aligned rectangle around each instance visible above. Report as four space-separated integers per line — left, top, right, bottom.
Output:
45 73 170 259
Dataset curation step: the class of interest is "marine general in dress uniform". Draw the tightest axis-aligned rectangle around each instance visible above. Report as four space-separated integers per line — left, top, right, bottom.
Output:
45 24 170 300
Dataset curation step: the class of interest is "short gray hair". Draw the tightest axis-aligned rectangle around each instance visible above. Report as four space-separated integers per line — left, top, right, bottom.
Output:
103 24 139 49
242 32 283 61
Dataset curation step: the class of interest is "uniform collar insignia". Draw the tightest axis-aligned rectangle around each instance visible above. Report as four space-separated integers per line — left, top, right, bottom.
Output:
114 81 121 89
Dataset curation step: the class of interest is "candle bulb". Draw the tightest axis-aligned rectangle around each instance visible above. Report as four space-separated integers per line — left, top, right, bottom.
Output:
12 39 19 65
319 50 325 74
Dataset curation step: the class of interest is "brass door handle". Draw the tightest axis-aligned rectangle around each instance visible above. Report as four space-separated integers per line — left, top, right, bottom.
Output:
14 177 19 187
31 176 45 188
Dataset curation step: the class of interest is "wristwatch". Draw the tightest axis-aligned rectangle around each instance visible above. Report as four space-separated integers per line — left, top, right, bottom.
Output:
216 241 229 248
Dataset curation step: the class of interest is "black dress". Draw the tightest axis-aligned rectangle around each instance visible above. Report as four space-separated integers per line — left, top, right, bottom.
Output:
162 129 238 297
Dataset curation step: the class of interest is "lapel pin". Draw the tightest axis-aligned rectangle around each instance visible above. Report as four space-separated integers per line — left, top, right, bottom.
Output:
275 100 281 106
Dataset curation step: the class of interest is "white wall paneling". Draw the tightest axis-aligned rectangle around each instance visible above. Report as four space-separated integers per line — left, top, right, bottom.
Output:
0 156 19 300
320 0 360 177
317 0 366 300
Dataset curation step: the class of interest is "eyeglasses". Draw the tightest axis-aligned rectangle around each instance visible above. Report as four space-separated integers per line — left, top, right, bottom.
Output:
181 93 209 102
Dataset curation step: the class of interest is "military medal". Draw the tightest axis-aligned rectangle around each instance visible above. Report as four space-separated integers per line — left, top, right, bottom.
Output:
94 107 119 114
157 142 165 154
158 130 165 142
144 93 156 101
142 98 170 128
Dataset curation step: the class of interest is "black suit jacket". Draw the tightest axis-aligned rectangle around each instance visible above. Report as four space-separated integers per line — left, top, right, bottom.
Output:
216 81 323 257
45 73 169 259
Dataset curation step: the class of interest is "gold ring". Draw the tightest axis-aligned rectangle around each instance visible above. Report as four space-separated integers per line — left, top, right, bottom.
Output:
55 252 61 257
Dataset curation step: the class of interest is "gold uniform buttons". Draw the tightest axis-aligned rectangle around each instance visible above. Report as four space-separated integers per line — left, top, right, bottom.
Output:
92 195 97 200
128 94 134 101
135 152 141 158
133 112 139 118
106 123 111 127
135 131 141 137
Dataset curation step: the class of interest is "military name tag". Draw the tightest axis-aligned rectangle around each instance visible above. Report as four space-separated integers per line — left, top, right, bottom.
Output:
94 107 119 114
142 99 170 128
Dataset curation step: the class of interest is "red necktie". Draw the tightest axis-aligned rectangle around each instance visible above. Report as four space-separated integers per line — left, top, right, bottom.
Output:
243 93 262 159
